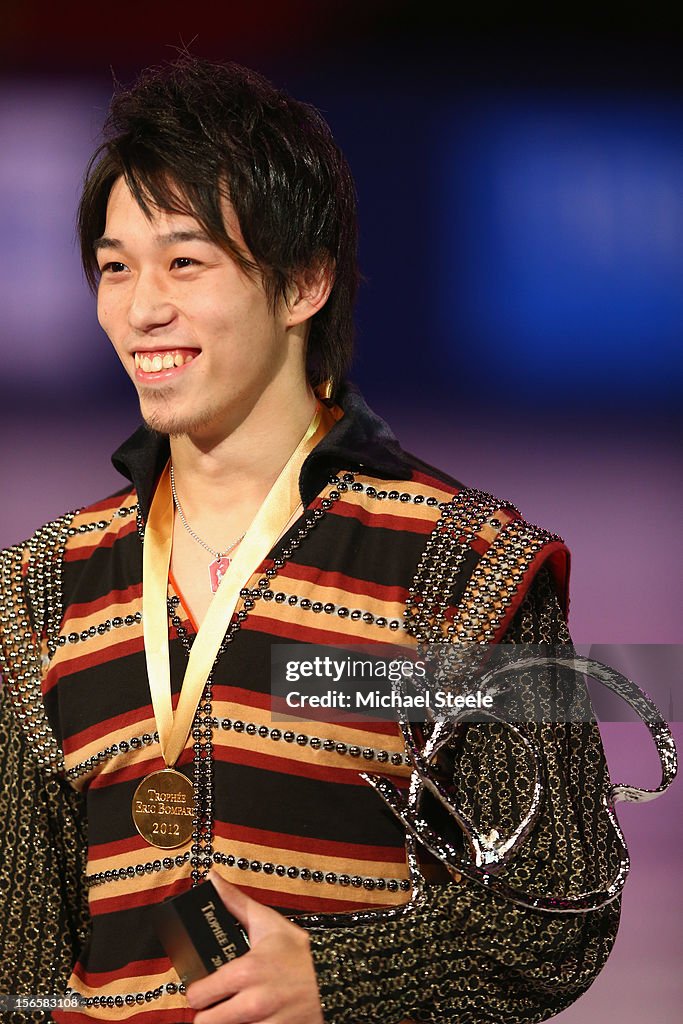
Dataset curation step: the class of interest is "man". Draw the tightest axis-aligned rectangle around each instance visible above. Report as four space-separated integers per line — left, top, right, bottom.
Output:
0 58 621 1023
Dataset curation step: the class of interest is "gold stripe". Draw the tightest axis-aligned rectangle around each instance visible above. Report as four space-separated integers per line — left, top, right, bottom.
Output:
67 968 181 1002
211 725 410 779
251 572 409 623
246 595 415 646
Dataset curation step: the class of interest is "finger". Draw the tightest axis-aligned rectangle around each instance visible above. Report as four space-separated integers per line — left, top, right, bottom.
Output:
206 870 254 929
186 956 246 1011
207 869 283 943
193 988 269 1024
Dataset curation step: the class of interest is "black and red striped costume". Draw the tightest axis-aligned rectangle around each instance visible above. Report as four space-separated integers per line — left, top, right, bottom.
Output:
0 385 620 1023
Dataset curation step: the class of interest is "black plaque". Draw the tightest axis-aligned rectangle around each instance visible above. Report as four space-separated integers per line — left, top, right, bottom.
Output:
153 879 250 985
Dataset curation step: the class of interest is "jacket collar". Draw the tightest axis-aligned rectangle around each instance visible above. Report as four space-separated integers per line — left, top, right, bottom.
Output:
111 381 412 520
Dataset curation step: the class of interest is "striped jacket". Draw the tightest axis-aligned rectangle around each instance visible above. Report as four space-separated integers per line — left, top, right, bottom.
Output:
0 385 620 1023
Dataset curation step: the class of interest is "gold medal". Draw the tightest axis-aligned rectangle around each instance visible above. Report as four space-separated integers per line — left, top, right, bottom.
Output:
132 768 195 849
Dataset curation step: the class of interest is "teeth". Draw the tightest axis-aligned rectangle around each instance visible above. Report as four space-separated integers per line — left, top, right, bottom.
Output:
136 350 198 373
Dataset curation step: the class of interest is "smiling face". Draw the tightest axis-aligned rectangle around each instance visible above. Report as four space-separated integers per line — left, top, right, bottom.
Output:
96 177 303 441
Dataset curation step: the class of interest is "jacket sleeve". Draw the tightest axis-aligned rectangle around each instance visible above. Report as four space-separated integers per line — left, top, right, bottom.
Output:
308 567 622 1024
0 535 90 1022
0 688 90 1019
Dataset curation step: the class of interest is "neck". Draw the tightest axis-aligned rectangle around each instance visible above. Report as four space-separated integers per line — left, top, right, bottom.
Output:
169 385 318 522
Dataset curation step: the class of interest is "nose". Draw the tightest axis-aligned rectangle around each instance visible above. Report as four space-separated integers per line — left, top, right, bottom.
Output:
127 268 177 333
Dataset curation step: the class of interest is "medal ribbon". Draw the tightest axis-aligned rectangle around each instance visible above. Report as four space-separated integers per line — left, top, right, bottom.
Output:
142 404 327 768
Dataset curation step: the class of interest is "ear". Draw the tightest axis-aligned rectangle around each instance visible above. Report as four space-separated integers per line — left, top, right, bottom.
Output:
284 258 334 328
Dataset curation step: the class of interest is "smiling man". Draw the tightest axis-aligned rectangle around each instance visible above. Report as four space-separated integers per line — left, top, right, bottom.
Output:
0 58 622 1024
93 175 329 628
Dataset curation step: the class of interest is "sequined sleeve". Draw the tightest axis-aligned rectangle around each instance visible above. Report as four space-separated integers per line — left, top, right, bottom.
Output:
308 568 622 1024
0 690 90 1021
0 539 90 1023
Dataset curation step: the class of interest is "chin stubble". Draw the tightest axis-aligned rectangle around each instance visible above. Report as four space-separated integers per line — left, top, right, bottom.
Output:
138 388 223 438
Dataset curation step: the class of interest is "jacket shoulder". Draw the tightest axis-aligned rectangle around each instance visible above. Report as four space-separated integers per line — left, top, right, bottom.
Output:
0 485 140 773
376 451 571 644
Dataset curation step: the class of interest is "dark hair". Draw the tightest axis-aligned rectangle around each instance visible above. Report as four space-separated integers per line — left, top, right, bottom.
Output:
78 57 359 392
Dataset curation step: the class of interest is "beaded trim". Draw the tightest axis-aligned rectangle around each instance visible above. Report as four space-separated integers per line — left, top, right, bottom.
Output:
65 717 410 783
65 729 160 781
214 716 411 765
26 513 77 660
56 610 142 649
0 512 77 773
405 488 516 642
292 861 429 929
65 503 137 538
86 851 191 888
331 475 439 508
245 586 405 631
85 848 412 895
212 850 412 892
165 597 214 886
453 518 562 642
64 981 185 1009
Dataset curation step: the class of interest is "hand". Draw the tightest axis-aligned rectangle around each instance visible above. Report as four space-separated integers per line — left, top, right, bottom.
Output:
186 870 324 1024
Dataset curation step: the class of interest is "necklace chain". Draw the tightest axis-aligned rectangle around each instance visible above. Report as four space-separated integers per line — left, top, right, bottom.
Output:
170 464 245 559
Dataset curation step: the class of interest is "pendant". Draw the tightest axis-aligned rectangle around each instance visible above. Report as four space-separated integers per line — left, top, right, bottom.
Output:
208 555 232 594
132 768 195 849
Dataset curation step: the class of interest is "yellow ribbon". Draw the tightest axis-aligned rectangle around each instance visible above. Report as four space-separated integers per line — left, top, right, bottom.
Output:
143 404 328 767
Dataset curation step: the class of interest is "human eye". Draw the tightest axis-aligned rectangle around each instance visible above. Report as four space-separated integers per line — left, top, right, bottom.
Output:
99 261 128 274
170 257 199 270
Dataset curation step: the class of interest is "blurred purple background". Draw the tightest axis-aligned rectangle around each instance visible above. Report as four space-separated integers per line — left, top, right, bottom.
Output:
1 5 681 1020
